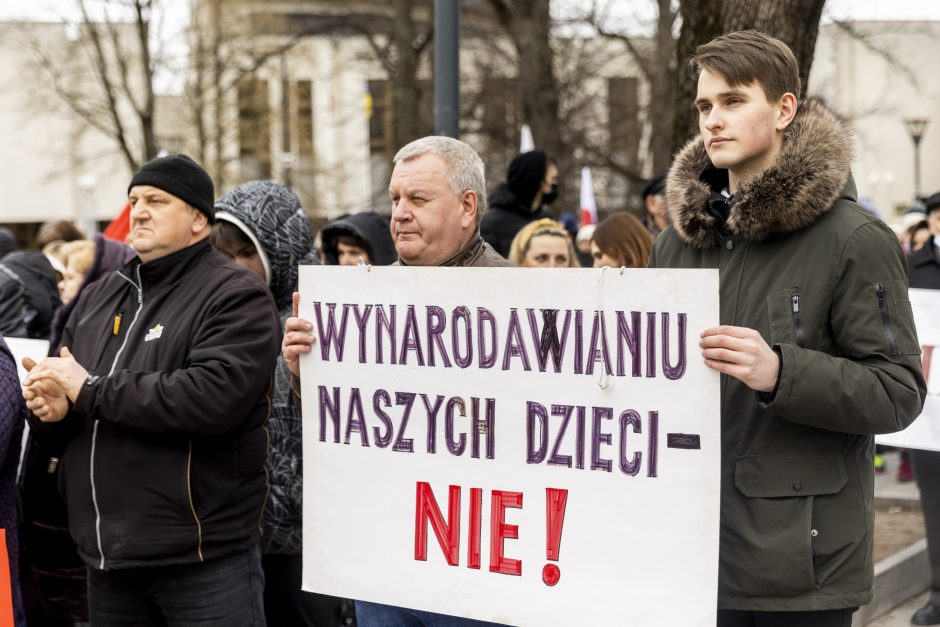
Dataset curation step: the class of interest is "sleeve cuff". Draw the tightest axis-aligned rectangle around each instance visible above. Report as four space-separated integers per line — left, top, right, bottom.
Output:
756 345 784 406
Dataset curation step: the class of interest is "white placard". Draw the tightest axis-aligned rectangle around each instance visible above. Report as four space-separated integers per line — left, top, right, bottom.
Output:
910 289 940 348
876 288 940 451
299 266 720 626
877 397 940 452
3 337 49 385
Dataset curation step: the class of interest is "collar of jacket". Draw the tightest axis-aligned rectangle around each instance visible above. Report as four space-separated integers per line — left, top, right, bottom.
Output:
125 238 213 287
398 232 484 267
664 98 854 249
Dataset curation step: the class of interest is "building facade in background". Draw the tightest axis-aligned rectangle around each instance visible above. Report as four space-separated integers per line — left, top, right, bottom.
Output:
2 9 938 243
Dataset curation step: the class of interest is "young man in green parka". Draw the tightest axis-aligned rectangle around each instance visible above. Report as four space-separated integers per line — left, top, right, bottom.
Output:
649 31 926 625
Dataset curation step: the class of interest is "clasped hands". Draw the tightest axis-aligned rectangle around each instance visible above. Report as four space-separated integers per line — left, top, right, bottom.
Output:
22 347 89 423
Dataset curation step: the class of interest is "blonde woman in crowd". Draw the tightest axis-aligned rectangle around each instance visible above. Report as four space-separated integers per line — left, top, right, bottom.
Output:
507 218 580 268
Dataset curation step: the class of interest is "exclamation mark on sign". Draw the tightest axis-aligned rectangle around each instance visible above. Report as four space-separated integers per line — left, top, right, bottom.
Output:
542 487 568 586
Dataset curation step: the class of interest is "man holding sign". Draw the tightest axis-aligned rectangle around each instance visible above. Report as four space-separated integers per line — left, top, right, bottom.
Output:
284 136 509 626
649 31 925 625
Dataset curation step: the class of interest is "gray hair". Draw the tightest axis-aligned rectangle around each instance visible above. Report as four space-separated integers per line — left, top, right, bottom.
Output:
393 136 487 222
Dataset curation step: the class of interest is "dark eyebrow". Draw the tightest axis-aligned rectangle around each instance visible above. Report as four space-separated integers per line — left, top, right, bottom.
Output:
695 90 748 107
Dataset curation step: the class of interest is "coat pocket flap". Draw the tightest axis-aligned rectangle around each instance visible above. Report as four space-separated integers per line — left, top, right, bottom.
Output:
735 454 847 498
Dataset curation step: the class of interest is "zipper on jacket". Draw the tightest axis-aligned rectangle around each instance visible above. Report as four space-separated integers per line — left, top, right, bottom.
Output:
790 294 805 348
875 283 899 356
186 440 204 562
90 265 144 569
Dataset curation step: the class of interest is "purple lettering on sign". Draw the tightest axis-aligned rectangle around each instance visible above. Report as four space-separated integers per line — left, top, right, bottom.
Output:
478 308 497 369
575 405 586 470
527 309 570 373
451 306 473 368
471 398 496 460
591 407 613 472
400 306 426 366
422 394 445 454
372 389 393 448
548 404 573 468
313 302 350 362
501 309 532 372
526 401 548 464
445 397 467 456
574 310 584 375
647 410 659 477
318 385 341 443
353 304 373 364
344 387 370 447
618 410 641 476
393 392 416 453
585 311 612 376
375 304 397 365
662 313 687 380
616 311 642 377
646 312 657 378
426 306 453 368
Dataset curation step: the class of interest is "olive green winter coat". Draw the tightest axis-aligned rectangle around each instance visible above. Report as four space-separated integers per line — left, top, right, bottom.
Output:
649 99 926 612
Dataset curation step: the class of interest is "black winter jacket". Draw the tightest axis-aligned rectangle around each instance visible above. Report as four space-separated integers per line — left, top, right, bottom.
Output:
480 184 551 258
909 235 940 290
32 239 280 570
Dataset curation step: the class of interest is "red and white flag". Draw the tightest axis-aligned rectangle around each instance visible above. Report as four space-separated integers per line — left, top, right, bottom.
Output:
580 166 598 226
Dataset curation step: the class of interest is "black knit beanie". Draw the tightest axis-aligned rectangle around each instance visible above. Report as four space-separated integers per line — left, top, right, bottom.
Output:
128 154 215 222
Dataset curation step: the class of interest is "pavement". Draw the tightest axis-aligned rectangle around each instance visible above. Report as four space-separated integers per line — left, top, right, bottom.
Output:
858 451 926 626
866 591 929 626
874 450 920 507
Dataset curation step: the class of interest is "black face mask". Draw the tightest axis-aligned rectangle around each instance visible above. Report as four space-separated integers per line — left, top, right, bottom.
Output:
542 183 559 206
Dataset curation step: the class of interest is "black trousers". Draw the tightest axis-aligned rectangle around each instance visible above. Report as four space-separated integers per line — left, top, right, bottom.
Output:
717 608 856 627
914 448 940 599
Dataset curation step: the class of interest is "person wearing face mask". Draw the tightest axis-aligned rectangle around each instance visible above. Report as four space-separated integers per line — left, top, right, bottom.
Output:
481 149 559 257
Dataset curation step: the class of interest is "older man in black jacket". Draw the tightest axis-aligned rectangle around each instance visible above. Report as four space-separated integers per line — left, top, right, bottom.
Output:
23 154 280 626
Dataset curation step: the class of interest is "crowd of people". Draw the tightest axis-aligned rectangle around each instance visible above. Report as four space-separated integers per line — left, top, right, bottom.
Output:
0 28 936 627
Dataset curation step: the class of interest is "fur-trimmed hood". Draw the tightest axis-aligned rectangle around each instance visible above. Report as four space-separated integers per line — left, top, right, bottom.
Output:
665 98 854 249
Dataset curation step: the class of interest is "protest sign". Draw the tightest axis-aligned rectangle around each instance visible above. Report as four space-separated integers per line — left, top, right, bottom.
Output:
877 289 940 451
299 266 720 626
910 289 940 347
3 338 49 385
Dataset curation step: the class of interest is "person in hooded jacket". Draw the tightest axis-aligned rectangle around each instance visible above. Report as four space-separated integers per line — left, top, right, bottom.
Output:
19 233 135 627
0 227 16 260
0 335 26 627
0 251 60 340
320 211 396 266
211 180 353 627
480 149 558 257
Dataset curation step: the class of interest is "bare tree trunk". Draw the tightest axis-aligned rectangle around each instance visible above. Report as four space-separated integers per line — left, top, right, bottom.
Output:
391 0 420 151
672 0 725 155
488 0 562 160
650 0 676 172
133 0 158 161
672 0 826 152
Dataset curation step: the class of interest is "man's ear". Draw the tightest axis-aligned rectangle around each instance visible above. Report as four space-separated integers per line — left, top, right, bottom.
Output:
192 208 209 234
776 93 798 131
460 190 478 229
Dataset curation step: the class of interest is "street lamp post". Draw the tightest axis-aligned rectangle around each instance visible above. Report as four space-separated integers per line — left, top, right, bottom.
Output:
904 118 929 201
